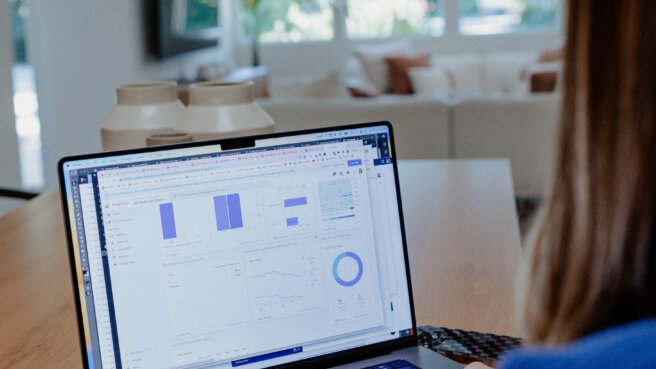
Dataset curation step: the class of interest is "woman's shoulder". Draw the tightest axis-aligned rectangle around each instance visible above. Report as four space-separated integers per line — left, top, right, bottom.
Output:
498 318 656 369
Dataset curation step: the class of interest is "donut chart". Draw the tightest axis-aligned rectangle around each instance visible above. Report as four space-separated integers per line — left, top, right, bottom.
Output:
332 252 363 287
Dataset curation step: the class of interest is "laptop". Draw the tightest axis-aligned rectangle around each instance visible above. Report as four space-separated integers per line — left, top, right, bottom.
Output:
58 121 462 369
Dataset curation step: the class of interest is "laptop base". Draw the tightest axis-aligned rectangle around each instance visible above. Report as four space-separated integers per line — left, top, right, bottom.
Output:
330 346 463 369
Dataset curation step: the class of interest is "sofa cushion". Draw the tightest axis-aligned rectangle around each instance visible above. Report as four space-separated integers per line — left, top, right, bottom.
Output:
269 71 348 99
451 95 561 196
258 95 451 159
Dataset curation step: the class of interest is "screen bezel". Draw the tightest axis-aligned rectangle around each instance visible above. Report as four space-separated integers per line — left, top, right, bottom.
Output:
58 121 418 369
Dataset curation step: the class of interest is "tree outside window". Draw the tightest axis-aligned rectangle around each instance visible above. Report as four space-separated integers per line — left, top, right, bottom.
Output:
242 0 333 43
345 0 443 39
240 0 559 44
460 0 559 35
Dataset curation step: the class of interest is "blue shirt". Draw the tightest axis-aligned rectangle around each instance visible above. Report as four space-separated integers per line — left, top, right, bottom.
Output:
499 318 656 369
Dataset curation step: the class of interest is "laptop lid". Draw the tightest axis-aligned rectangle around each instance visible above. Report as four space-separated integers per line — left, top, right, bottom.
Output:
58 122 417 369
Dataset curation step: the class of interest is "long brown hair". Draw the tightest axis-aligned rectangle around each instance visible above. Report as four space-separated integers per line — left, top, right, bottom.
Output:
521 0 656 344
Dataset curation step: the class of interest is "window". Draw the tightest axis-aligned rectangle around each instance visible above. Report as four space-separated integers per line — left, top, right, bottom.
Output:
9 0 44 189
239 0 560 44
243 0 334 43
346 0 444 39
460 0 559 35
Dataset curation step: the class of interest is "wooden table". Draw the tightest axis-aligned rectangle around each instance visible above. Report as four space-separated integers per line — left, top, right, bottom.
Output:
0 159 522 368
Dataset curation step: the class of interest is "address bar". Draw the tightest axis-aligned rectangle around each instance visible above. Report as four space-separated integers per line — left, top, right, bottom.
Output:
103 168 295 198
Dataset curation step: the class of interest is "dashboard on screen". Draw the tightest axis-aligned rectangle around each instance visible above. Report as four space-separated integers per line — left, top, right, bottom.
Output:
60 124 414 369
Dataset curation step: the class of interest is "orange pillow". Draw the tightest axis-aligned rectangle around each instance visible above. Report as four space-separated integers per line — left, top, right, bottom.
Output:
530 71 558 93
385 54 431 95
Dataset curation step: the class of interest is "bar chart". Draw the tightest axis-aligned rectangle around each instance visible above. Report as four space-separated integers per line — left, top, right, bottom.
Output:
158 193 244 242
213 193 243 231
159 203 177 240
284 197 307 208
284 196 307 227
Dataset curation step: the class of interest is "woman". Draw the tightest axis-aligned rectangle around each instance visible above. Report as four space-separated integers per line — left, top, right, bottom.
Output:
467 1 656 368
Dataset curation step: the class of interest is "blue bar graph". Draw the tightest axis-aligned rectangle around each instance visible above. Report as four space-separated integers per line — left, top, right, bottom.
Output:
284 197 307 207
213 195 230 231
159 203 177 240
286 217 299 226
227 193 243 229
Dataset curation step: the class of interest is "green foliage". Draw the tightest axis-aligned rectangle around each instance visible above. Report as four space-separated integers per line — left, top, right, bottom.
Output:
242 0 260 14
185 0 219 31
519 0 557 27
461 0 479 16
241 0 323 40
391 14 414 36
9 0 26 63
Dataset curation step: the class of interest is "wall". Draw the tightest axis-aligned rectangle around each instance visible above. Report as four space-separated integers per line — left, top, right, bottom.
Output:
25 0 232 189
0 1 21 189
0 0 23 216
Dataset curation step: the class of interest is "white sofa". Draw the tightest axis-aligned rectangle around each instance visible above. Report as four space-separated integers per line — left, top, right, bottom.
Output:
451 94 560 196
258 95 451 160
259 93 560 197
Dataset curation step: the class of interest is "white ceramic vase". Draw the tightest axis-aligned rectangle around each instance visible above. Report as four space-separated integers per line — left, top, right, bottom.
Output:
101 82 185 151
178 81 274 141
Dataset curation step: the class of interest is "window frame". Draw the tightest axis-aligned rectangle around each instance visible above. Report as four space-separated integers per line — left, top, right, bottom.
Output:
242 0 562 46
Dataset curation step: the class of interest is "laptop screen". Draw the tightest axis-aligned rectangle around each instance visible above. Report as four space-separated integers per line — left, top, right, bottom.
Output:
60 123 414 369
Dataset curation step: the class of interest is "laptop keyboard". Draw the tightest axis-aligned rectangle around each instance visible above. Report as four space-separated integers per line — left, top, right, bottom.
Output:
362 359 422 369
417 325 523 365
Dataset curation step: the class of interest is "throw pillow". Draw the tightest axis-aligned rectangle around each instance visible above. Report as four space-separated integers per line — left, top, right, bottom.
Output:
408 67 454 96
344 77 380 98
482 52 536 93
348 86 376 98
530 71 558 93
385 54 431 95
353 40 413 94
430 53 482 93
522 61 562 93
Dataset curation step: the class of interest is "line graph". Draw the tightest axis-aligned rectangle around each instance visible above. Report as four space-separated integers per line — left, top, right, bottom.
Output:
254 294 305 306
247 245 323 321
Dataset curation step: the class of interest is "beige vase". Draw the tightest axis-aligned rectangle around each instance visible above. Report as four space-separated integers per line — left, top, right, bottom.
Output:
177 81 274 141
101 82 185 151
146 132 193 146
